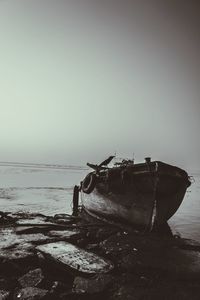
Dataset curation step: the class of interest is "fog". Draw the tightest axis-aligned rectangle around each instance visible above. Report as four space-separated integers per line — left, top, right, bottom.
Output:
0 0 199 170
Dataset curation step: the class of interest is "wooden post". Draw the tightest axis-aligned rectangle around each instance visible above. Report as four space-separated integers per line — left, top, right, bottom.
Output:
72 185 79 216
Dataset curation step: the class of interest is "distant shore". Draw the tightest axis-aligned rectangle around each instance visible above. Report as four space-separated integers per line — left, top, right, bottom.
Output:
0 161 88 170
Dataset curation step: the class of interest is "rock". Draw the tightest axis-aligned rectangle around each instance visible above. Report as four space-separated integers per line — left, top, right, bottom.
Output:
0 241 37 277
15 226 49 235
0 228 52 251
52 219 74 225
36 241 114 274
0 228 20 250
7 212 47 220
49 280 72 297
53 215 76 225
73 274 113 294
0 211 14 225
15 227 37 234
18 233 53 245
53 214 73 220
18 268 44 288
16 216 55 226
0 248 35 263
49 281 59 293
0 290 10 300
14 287 48 300
46 214 78 226
2 211 200 300
48 229 80 239
0 250 37 279
37 252 45 262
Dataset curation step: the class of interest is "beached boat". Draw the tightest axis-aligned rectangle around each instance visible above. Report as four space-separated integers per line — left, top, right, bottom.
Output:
80 157 191 230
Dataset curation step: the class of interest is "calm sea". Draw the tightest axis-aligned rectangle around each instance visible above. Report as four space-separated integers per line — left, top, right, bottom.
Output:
0 164 199 242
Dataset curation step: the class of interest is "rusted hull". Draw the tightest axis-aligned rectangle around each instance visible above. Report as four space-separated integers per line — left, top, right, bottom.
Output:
81 161 190 229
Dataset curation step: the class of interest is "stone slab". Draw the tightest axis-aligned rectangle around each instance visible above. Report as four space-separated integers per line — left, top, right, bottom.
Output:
36 241 114 274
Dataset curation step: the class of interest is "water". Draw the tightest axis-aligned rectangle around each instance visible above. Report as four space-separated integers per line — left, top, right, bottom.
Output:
0 164 199 242
169 172 200 242
0 164 87 216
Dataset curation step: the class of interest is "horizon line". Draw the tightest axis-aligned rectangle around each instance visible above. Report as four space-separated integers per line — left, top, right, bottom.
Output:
0 161 88 170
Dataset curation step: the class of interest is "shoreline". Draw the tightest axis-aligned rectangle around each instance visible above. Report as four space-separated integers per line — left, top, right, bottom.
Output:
1 210 200 299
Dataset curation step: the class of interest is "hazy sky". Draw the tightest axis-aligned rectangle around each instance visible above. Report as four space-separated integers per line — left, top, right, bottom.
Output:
0 0 199 169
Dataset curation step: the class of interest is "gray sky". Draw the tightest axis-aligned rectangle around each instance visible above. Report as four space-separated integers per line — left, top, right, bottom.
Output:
0 0 199 170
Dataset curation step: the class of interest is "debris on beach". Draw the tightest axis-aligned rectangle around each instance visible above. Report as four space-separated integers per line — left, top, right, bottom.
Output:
14 287 48 300
1 210 200 299
36 241 114 274
73 274 114 294
18 268 44 288
48 229 80 239
16 216 58 226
